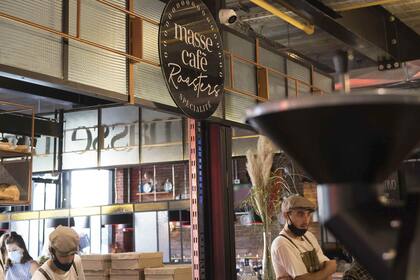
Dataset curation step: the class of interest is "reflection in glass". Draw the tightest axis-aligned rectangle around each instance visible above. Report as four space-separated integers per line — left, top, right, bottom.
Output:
169 210 191 263
100 106 140 167
62 110 98 169
181 221 191 263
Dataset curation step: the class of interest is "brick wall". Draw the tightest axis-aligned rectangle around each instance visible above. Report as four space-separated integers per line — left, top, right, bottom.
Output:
303 182 318 208
129 163 189 203
114 163 190 204
115 168 125 203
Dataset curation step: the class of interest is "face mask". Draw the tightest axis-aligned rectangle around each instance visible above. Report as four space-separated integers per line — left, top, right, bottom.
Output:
287 215 307 237
52 254 73 272
9 250 22 264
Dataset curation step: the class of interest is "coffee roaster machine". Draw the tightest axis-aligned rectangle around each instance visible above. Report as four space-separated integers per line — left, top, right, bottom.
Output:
247 93 420 280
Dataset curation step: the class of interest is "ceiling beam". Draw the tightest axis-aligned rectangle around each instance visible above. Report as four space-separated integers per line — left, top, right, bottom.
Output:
337 6 420 62
334 0 400 12
275 0 420 63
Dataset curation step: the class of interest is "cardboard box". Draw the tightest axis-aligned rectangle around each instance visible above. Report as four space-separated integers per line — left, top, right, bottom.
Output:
110 269 145 280
144 265 192 280
111 252 163 270
82 254 111 271
85 270 110 280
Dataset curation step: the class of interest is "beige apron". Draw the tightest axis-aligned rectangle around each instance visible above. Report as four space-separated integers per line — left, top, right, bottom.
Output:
280 233 322 273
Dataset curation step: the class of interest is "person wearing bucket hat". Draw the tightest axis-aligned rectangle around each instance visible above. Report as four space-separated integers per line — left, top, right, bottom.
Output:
31 226 85 280
271 195 336 280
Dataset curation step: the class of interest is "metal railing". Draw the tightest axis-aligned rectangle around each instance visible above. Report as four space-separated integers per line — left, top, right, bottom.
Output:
0 0 325 105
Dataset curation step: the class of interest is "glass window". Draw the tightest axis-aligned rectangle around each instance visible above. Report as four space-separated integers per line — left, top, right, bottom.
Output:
135 212 158 252
158 211 169 262
28 220 39 258
33 134 58 173
70 169 111 208
232 127 258 157
101 224 113 254
313 71 333 94
287 59 311 97
181 215 191 263
74 216 91 254
100 106 140 167
169 210 190 263
62 110 98 170
90 215 102 254
32 178 57 211
141 109 184 163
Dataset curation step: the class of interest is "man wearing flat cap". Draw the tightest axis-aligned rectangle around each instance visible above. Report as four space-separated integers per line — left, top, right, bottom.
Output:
271 195 336 280
32 226 86 280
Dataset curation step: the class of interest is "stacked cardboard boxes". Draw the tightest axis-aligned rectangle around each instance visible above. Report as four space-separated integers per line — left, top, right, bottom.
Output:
144 265 192 280
109 252 163 280
82 254 111 280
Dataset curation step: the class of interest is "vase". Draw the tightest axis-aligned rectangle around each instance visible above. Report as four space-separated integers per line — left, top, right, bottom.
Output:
262 227 274 280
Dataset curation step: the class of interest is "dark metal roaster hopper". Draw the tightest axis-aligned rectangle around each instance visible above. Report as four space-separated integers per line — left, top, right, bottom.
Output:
246 94 420 280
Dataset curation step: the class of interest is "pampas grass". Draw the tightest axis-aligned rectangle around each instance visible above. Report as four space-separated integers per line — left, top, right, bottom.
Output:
245 136 300 280
245 136 299 225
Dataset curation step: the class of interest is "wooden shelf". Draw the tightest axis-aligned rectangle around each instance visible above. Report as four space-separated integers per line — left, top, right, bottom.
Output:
136 191 173 195
0 100 34 206
0 200 29 205
0 148 31 159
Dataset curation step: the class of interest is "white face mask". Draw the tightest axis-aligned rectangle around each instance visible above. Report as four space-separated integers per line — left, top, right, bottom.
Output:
8 250 23 264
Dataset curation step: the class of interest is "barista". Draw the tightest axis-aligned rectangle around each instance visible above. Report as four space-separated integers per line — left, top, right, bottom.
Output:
271 195 336 280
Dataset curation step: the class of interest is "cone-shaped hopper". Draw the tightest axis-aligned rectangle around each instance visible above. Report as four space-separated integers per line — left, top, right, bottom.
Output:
247 94 420 280
246 94 420 184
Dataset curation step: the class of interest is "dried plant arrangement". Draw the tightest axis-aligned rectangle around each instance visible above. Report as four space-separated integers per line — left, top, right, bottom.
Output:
245 135 301 280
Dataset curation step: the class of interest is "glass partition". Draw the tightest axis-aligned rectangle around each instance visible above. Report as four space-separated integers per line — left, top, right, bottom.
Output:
169 210 191 263
135 212 158 252
70 169 111 208
141 109 184 163
62 109 98 170
100 106 140 167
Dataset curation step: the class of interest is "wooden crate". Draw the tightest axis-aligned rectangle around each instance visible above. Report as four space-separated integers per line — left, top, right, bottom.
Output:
144 265 192 280
111 252 163 270
110 269 145 280
82 254 111 271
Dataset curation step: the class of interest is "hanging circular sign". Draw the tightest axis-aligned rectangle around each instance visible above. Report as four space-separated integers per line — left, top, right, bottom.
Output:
159 0 224 119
